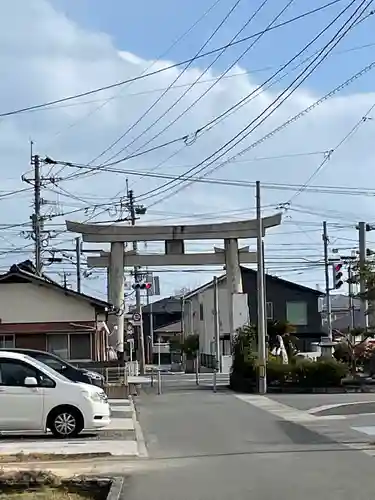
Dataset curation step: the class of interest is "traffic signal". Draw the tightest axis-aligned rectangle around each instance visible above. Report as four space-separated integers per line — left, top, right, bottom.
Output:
333 262 344 289
132 282 152 290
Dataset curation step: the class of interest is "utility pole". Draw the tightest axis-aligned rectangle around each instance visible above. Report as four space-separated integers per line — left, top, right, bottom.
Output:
128 189 146 374
32 154 42 275
358 222 369 330
62 271 68 289
22 151 58 275
147 288 154 364
323 221 332 340
213 276 220 393
348 263 355 331
75 237 82 293
256 181 267 394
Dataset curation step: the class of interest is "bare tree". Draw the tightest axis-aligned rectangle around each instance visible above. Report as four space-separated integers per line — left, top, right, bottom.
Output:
174 286 191 297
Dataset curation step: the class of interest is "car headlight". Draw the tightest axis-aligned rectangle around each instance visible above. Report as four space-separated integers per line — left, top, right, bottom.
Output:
84 390 108 403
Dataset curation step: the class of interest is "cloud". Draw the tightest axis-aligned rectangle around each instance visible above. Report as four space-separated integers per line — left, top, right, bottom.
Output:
1 0 375 297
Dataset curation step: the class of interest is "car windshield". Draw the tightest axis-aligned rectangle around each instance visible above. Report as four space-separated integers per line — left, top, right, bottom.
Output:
21 354 73 383
34 354 68 371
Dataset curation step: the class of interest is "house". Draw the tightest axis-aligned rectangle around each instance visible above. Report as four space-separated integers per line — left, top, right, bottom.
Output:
321 294 361 331
140 296 182 363
141 296 182 340
0 261 113 361
183 266 324 368
154 320 182 342
150 321 183 365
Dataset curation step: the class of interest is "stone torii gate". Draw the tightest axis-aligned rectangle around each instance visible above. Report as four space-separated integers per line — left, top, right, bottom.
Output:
66 214 282 358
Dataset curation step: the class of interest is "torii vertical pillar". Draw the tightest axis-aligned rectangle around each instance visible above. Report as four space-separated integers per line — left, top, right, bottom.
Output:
225 238 243 343
109 242 124 359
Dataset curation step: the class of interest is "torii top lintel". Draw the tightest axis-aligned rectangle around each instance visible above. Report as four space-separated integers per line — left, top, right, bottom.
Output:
66 213 282 243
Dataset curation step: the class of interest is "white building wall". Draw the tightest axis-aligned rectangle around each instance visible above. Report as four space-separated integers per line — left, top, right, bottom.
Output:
201 286 214 354
183 278 250 357
0 283 96 323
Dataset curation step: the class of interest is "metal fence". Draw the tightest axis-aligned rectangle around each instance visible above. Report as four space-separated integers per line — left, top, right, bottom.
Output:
94 361 139 384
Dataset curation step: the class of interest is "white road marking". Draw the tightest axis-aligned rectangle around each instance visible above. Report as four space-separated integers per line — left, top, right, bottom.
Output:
111 405 132 413
307 400 375 414
352 426 375 436
236 396 375 460
108 399 131 405
104 418 134 431
236 395 346 421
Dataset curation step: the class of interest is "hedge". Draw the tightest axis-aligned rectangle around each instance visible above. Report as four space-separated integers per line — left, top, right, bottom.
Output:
230 358 348 392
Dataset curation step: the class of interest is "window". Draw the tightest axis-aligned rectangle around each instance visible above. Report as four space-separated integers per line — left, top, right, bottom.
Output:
0 360 55 388
47 335 69 359
199 303 204 321
70 334 91 360
0 335 15 349
266 302 273 320
46 333 91 361
0 360 37 386
286 301 308 326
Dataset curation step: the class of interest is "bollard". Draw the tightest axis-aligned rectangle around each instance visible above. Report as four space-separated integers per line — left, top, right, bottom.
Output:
157 369 162 395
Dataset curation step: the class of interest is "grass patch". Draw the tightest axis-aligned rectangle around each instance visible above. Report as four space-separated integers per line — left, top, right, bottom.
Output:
0 452 112 463
0 472 111 500
0 487 94 499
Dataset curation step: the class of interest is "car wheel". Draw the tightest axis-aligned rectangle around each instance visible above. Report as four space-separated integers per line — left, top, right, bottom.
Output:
49 407 83 439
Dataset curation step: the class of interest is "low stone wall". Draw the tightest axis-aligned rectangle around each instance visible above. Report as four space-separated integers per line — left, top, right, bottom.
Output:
103 383 129 399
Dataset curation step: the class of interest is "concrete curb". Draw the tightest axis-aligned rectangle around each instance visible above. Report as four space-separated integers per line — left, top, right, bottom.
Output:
0 457 142 476
129 395 148 458
107 477 124 500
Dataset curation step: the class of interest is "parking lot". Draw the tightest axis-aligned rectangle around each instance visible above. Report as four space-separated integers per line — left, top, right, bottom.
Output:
0 398 141 458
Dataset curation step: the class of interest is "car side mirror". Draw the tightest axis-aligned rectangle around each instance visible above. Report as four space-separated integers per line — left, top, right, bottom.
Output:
40 377 55 388
61 365 67 371
24 376 38 387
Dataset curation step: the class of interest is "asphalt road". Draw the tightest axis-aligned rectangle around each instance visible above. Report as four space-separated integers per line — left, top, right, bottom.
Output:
121 388 375 499
144 371 230 394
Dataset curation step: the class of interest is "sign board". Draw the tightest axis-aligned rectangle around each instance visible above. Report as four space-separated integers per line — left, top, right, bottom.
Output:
132 312 141 322
153 276 160 295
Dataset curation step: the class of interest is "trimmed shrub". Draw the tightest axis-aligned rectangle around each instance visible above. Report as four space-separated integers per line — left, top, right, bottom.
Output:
307 359 348 387
230 357 348 391
266 360 290 387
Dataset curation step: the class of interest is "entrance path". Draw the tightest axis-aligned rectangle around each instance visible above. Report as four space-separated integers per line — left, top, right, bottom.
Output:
120 390 375 499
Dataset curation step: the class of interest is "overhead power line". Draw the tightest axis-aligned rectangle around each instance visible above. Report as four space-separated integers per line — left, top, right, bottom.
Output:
102 0 287 165
0 0 346 119
10 41 375 115
52 3 370 186
48 157 375 197
285 100 375 203
88 0 246 166
137 0 372 204
44 0 224 154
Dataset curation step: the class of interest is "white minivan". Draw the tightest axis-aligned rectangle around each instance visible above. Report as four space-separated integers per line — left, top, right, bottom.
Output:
0 351 110 438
